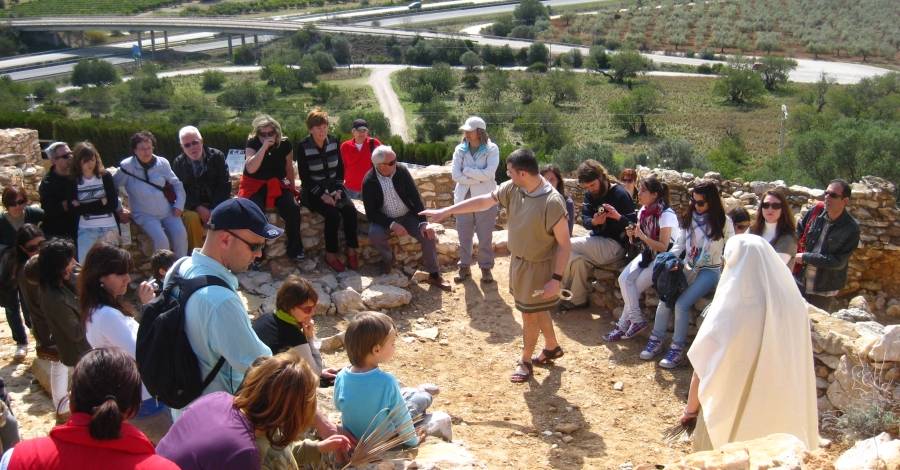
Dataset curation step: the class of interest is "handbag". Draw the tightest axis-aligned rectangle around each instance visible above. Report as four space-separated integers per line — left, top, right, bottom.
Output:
119 166 177 204
793 201 824 275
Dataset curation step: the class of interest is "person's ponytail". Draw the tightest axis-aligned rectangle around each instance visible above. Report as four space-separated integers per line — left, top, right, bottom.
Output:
89 395 123 440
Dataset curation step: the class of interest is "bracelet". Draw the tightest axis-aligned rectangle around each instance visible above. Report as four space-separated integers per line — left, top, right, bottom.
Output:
551 273 563 282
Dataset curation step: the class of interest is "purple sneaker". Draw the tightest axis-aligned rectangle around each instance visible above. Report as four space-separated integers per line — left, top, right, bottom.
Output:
659 344 687 369
603 327 626 342
639 336 664 360
623 320 649 339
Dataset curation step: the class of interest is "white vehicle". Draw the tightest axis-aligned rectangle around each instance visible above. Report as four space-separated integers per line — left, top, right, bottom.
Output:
408 1 422 9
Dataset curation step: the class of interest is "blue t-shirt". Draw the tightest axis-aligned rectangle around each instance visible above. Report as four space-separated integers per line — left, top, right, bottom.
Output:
333 367 417 447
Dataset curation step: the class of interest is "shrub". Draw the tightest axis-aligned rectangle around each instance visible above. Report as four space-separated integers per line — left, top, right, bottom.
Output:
217 80 270 111
310 51 336 73
201 70 227 92
713 59 766 104
608 85 662 136
233 46 257 65
554 142 618 174
310 82 340 104
71 59 120 87
650 138 706 172
527 42 550 65
461 72 480 89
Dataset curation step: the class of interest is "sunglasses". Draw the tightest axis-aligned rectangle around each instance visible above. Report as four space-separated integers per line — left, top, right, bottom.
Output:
258 131 276 138
761 202 783 210
380 160 397 167
824 191 844 199
6 199 27 208
692 198 707 208
226 230 265 252
182 140 202 148
56 152 73 160
295 303 316 313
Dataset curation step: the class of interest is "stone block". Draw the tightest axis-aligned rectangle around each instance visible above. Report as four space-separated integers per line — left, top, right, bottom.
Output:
670 433 807 470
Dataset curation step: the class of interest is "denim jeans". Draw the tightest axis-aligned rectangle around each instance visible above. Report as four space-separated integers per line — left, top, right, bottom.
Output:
616 255 655 330
0 293 27 346
401 387 433 419
77 225 119 263
133 213 188 258
651 267 721 345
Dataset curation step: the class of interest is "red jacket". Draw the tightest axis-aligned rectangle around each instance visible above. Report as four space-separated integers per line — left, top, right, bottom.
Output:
340 137 381 192
238 175 298 209
9 413 178 470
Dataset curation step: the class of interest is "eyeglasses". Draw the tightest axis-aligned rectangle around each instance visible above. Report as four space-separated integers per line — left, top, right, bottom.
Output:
182 140 201 148
295 303 316 313
761 202 783 210
380 160 397 167
226 230 265 252
56 152 73 160
258 131 276 138
824 191 844 199
691 198 707 208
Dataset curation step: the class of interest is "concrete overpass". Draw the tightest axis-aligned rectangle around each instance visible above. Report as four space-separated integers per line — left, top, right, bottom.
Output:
4 16 307 35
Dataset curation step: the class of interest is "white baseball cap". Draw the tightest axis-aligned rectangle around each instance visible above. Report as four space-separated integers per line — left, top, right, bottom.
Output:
459 116 486 131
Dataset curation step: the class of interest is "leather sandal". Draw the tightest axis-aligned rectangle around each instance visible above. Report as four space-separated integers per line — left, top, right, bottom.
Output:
531 346 564 365
510 360 533 383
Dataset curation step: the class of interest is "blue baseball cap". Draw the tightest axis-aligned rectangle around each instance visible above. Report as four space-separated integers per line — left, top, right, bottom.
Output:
208 198 283 239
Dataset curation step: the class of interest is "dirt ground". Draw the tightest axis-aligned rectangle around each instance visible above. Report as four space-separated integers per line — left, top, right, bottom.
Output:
1 255 847 468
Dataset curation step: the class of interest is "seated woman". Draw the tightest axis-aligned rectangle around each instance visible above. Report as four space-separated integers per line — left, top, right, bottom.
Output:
619 168 638 204
540 164 575 236
727 206 751 234
1 348 178 469
640 180 734 369
239 114 304 262
0 185 43 361
69 141 121 262
297 109 359 272
156 351 351 470
748 190 797 268
682 235 818 451
252 275 340 383
113 131 188 257
604 176 678 342
78 243 168 440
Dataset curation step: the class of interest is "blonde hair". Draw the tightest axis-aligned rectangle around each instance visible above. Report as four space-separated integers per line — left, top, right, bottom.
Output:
249 114 283 142
233 351 318 447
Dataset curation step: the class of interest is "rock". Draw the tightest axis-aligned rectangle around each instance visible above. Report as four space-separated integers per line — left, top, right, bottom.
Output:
848 295 871 312
869 325 900 362
423 411 452 441
808 305 860 355
308 273 339 292
817 354 841 370
332 287 366 315
411 327 439 341
236 271 273 295
361 284 412 310
887 304 900 318
318 332 344 354
410 270 431 283
542 430 554 437
832 307 876 323
562 435 574 444
835 432 900 470
553 422 580 434
613 381 624 391
336 271 373 292
311 284 332 316
373 272 411 288
671 433 808 469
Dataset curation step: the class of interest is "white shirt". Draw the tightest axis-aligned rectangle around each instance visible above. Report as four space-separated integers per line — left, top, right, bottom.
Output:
85 305 150 400
762 221 778 243
376 171 409 219
77 175 117 229
637 206 680 244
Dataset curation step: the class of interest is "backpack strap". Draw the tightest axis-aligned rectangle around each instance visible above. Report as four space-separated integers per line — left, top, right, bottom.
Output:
174 272 234 392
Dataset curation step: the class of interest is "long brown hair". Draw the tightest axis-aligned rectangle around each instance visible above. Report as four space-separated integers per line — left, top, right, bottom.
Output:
749 190 796 242
233 351 318 447
71 141 106 180
681 180 726 241
71 348 143 440
78 242 135 325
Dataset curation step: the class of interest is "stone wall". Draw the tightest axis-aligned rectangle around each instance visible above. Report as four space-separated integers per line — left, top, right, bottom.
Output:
0 129 47 204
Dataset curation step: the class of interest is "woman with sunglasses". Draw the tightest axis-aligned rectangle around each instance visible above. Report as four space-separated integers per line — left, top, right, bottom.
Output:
68 142 121 263
749 190 797 269
0 186 43 361
78 242 167 440
252 275 341 385
619 168 639 204
540 164 575 235
239 114 304 263
641 180 734 368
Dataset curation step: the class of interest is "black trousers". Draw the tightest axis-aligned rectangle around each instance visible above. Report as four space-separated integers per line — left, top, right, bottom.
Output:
249 188 303 257
304 191 359 253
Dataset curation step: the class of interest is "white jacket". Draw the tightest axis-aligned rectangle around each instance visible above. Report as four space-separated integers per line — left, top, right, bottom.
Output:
451 139 499 204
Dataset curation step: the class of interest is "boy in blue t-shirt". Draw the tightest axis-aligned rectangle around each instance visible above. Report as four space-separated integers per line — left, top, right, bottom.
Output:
334 312 436 447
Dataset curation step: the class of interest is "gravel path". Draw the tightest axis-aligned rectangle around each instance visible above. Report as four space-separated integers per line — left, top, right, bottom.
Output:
368 66 411 142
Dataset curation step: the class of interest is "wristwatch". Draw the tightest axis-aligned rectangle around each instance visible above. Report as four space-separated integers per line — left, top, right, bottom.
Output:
551 273 563 281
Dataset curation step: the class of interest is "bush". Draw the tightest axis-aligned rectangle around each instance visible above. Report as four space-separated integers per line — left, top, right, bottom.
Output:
310 51 336 73
554 142 618 174
415 100 457 143
84 31 107 45
607 49 650 86
201 70 227 92
119 65 173 110
30 81 57 100
168 86 227 126
608 85 662 136
713 58 766 104
460 50 482 72
706 134 749 179
650 139 706 172
336 109 391 138
71 59 120 87
310 82 340 104
461 72 480 89
527 42 550 66
233 46 257 65
514 101 569 156
526 61 548 73
217 80 270 111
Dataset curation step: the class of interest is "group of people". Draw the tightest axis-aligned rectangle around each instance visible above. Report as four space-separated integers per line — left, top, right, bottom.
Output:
0 111 863 464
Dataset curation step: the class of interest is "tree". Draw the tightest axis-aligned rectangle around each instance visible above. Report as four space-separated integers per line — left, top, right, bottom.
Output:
168 86 227 126
514 101 569 155
415 100 457 142
310 51 336 73
527 42 550 66
585 46 609 71
80 86 113 118
514 77 546 104
331 36 352 64
482 68 509 102
604 49 650 88
337 109 391 137
650 138 704 172
30 81 57 100
713 59 765 104
217 80 270 111
755 31 779 54
756 55 797 91
310 82 340 104
297 56 321 85
608 85 662 136
120 65 173 110
706 133 749 179
554 142 618 173
462 73 480 89
201 70 226 92
233 45 257 65
417 63 457 96
488 15 514 37
460 50 482 72
71 59 120 87
513 0 549 26
547 71 579 106
263 64 301 92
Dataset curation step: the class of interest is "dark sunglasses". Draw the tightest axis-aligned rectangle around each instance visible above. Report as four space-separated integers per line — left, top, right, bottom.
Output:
380 160 397 166
226 230 265 252
56 152 73 160
761 202 783 210
691 198 707 208
182 140 202 148
824 191 844 199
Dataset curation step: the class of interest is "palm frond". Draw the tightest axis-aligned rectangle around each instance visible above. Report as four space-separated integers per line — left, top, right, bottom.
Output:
661 417 697 444
342 403 423 469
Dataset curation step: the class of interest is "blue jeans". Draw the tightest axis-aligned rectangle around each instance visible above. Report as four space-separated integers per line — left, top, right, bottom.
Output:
77 225 119 263
651 267 721 345
345 188 362 200
133 212 188 258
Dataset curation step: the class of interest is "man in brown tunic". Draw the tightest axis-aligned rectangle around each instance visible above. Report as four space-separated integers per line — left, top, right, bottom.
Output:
421 148 571 383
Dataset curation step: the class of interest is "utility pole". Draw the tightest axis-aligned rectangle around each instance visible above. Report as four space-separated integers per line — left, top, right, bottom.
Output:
26 94 36 111
779 104 788 155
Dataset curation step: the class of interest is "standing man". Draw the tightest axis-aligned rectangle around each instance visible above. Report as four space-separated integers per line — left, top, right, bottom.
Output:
340 118 381 200
362 145 451 290
172 126 232 252
168 198 276 417
794 179 860 312
560 159 636 311
39 142 78 241
422 148 571 383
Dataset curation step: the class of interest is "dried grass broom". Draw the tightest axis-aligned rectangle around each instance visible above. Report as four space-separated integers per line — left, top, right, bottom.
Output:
342 402 424 469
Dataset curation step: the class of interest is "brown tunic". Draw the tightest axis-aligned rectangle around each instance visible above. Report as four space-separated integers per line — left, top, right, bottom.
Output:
494 180 567 313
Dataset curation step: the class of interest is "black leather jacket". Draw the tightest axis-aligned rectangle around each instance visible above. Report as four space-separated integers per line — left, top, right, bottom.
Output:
796 208 860 293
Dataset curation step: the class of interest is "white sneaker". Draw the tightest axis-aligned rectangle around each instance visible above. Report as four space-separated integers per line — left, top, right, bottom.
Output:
13 344 27 362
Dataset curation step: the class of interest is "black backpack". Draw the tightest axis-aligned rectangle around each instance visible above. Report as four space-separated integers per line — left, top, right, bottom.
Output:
136 260 230 409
